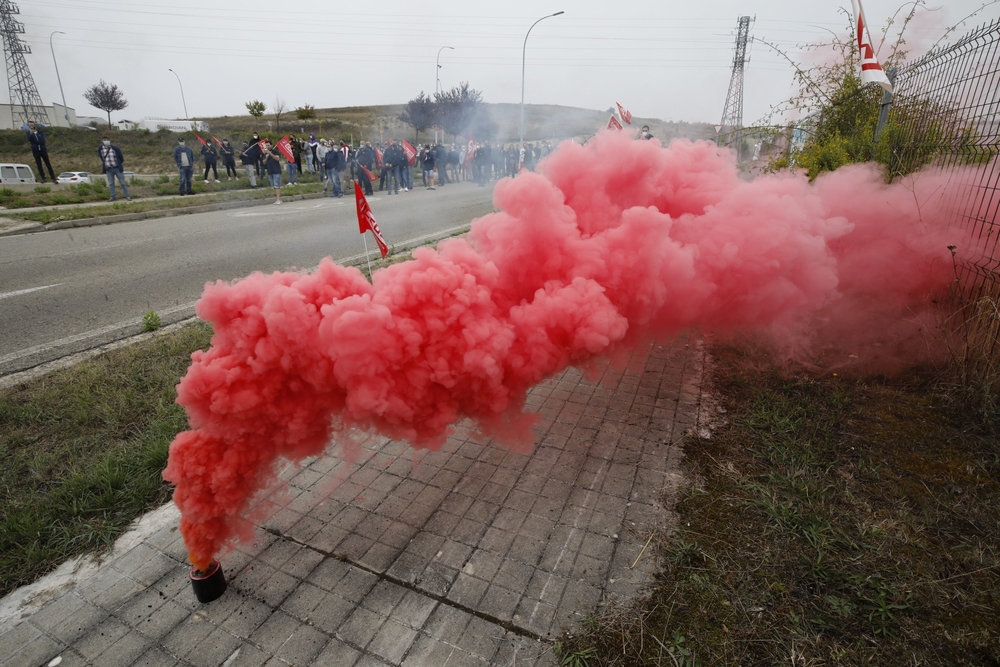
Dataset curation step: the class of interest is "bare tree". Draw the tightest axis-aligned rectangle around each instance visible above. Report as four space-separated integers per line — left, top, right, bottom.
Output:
274 97 286 132
83 80 129 128
399 92 436 144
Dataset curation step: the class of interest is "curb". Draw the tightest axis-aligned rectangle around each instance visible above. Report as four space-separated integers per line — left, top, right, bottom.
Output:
0 191 329 236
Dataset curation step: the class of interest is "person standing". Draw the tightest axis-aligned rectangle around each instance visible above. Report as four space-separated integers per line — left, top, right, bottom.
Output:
286 135 300 186
97 135 131 202
220 139 238 180
356 141 375 195
174 137 195 195
316 140 329 184
248 132 263 177
260 138 284 204
382 139 402 195
323 142 343 197
421 145 436 190
25 121 57 183
306 134 318 174
201 141 219 183
240 140 259 188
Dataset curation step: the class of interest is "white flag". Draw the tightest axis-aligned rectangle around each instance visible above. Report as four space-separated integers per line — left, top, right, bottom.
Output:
852 0 893 92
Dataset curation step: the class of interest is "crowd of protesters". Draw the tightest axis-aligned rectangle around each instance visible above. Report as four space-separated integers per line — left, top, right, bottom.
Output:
20 119 571 205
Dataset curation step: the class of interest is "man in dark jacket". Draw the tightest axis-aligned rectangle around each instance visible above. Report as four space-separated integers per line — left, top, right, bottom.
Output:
26 121 57 183
97 135 130 201
240 140 259 187
382 140 402 195
323 144 344 197
356 142 376 195
174 137 195 195
201 141 219 183
220 139 237 180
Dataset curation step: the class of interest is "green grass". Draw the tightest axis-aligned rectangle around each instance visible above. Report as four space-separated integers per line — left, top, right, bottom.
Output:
0 323 212 597
5 180 325 224
559 337 1000 666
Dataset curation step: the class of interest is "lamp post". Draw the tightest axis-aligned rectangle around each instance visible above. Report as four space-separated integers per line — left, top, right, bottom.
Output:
436 45 454 96
435 46 454 143
168 68 189 121
49 31 70 127
520 11 563 167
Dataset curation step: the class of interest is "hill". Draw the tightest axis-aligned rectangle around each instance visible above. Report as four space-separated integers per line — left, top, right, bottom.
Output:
0 104 714 175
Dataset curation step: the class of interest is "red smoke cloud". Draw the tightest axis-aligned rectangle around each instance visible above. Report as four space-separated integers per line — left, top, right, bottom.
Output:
164 132 964 569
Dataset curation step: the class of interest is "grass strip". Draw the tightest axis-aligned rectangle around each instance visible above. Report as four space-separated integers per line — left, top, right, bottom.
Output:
558 337 1000 666
5 182 325 224
0 323 212 597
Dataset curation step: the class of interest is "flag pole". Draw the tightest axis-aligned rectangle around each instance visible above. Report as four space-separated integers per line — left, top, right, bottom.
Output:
362 233 373 281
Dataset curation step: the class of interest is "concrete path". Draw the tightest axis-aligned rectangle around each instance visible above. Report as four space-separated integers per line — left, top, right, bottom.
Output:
0 337 707 667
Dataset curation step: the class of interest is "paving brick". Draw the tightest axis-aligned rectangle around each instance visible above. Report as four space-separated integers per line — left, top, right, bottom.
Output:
367 619 419 663
310 592 355 634
360 580 407 615
74 615 131 660
3 629 61 667
133 599 190 641
221 642 269 667
312 638 362 667
446 572 489 608
274 622 329 665
392 591 437 630
336 605 385 649
220 597 273 639
38 596 107 644
131 646 180 667
250 609 300 654
159 613 216 661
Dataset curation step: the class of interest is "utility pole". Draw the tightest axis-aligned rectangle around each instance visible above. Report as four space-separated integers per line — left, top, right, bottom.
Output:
1 1 49 126
719 16 752 159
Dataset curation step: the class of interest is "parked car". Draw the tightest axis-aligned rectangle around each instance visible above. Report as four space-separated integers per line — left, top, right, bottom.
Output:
0 163 36 184
56 171 93 185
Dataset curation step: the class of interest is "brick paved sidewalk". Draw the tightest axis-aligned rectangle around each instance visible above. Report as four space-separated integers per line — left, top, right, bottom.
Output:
0 337 707 667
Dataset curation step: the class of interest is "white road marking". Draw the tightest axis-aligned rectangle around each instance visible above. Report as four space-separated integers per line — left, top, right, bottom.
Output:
0 283 62 300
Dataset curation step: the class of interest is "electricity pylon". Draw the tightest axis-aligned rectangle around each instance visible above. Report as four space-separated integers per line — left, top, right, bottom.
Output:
720 16 752 158
1 0 48 126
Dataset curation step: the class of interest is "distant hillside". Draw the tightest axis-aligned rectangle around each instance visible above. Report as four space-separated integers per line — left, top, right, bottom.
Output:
0 104 714 175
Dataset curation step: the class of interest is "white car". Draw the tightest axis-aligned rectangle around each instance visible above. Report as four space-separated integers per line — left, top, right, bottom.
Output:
57 171 93 185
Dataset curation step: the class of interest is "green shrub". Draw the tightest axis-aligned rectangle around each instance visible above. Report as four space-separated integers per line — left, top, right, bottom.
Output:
0 187 17 201
34 185 51 194
142 311 161 332
72 182 93 196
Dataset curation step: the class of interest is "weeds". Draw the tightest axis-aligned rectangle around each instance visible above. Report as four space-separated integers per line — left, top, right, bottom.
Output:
558 340 1000 665
142 311 162 332
0 323 212 596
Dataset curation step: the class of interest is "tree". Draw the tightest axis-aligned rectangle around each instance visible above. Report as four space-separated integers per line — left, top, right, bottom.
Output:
83 80 128 128
246 99 266 122
274 97 286 132
295 104 316 121
399 92 436 144
434 82 484 141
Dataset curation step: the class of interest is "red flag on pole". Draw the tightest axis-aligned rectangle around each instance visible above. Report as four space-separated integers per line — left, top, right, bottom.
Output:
355 182 388 259
375 146 383 167
193 133 208 146
400 140 418 166
851 0 893 92
615 102 633 125
464 133 475 167
211 135 223 147
607 115 623 131
359 165 379 182
275 135 295 162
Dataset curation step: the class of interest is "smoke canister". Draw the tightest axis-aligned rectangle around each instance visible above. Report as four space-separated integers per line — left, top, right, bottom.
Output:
189 560 227 603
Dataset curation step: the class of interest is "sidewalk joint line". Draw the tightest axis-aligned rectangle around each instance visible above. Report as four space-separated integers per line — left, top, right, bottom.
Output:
261 526 553 644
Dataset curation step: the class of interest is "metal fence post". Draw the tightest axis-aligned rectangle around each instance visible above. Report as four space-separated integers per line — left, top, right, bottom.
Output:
871 67 897 159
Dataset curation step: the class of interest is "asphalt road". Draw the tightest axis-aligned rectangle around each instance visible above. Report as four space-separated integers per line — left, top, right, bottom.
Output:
0 182 497 376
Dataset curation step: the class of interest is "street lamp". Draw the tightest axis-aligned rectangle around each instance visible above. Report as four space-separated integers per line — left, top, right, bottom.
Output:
49 31 70 127
435 46 454 142
436 46 454 96
168 69 189 121
520 11 564 167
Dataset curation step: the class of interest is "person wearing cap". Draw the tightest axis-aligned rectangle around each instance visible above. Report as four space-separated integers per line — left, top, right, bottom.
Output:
174 137 195 195
97 135 130 202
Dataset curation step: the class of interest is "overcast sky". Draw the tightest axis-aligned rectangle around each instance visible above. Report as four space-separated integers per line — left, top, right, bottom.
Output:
16 0 999 126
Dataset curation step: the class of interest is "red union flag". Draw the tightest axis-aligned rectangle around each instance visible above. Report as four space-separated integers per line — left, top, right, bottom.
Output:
401 139 418 166
193 133 208 146
607 115 623 131
275 135 295 162
616 102 632 125
359 165 379 182
375 146 383 167
852 0 893 92
355 182 388 259
211 135 223 147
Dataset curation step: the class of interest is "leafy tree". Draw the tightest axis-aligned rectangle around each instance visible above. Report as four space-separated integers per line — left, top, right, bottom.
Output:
434 82 484 141
295 104 316 121
245 100 266 122
274 97 286 132
399 92 436 143
83 80 128 128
